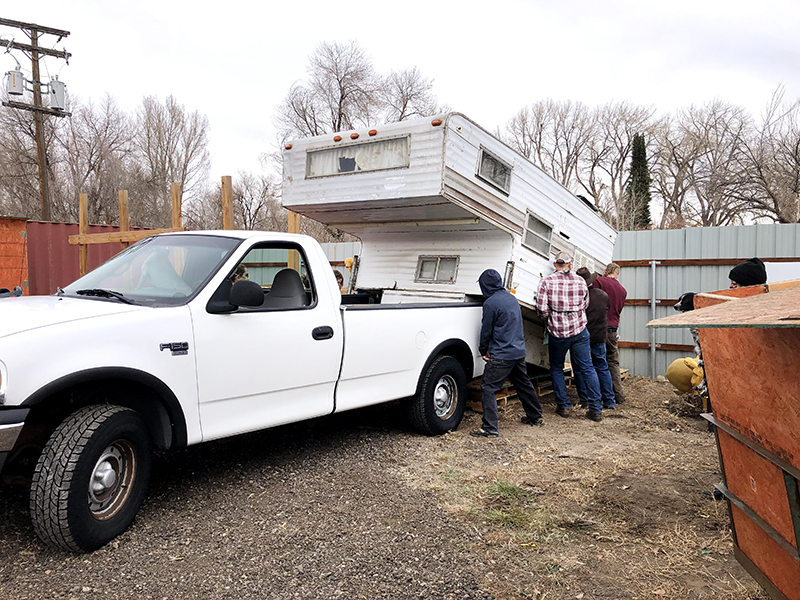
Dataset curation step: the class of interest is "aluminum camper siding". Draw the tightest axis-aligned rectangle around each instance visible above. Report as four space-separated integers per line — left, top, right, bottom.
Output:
614 223 800 377
442 114 616 272
281 118 450 223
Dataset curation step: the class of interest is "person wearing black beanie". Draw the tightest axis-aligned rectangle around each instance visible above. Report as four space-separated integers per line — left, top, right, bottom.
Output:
728 257 767 288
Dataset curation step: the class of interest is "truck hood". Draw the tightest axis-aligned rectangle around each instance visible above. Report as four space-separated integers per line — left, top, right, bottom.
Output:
0 295 146 339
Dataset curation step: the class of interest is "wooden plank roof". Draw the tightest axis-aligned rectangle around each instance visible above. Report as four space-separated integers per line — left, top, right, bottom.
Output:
648 285 800 329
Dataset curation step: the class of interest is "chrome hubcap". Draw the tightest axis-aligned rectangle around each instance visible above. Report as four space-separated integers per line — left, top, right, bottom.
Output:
433 374 457 419
88 441 136 519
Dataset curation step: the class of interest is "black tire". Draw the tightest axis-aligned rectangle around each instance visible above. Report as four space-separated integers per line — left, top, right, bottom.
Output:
30 405 152 553
409 355 467 436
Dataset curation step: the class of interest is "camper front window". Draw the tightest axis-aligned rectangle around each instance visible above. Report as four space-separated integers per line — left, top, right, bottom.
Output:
415 256 459 284
306 137 410 178
523 212 552 258
477 148 512 194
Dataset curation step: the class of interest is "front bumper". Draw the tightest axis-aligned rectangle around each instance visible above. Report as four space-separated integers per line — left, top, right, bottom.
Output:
0 408 29 473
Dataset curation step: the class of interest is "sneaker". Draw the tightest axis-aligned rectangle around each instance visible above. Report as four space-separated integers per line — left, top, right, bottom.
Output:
470 429 499 438
586 412 603 422
603 404 616 410
521 416 545 427
579 402 588 409
555 408 570 418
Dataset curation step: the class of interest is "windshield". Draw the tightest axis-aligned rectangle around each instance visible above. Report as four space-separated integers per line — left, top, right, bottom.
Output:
62 234 242 306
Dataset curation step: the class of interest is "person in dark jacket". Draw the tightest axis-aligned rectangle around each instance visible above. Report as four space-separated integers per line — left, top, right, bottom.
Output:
729 257 767 288
472 269 544 438
576 268 616 409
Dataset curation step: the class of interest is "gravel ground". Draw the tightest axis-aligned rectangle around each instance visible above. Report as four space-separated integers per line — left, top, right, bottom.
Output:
0 380 767 600
0 404 492 599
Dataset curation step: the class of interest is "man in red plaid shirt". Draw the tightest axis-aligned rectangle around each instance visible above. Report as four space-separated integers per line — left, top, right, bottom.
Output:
536 251 604 421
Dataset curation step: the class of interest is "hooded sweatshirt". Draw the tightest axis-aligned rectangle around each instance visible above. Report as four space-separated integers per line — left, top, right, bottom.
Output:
478 269 526 361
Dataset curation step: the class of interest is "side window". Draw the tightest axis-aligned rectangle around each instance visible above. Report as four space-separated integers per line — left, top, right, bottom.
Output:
476 147 512 194
232 244 314 310
415 256 459 284
522 212 552 258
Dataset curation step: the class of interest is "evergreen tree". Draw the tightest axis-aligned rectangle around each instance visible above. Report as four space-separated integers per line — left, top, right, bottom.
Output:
626 133 652 229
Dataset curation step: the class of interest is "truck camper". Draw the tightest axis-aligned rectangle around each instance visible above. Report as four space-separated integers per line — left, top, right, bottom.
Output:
282 112 617 366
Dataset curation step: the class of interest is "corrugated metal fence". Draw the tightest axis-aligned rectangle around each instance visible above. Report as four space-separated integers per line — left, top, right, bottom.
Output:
613 223 800 377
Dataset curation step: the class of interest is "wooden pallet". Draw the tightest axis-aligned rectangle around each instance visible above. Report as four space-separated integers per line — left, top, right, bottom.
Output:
466 380 517 412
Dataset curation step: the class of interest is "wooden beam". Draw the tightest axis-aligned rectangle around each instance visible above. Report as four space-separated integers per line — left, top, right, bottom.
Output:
69 227 185 245
616 257 800 268
0 40 71 60
119 190 130 250
221 176 233 230
626 299 680 306
171 183 182 229
618 341 695 352
78 193 88 276
287 210 300 234
0 17 71 37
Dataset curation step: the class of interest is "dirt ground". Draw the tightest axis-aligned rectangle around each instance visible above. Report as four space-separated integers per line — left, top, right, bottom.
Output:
0 377 769 600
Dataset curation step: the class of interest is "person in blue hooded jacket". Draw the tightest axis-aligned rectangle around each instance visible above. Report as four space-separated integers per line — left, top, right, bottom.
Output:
472 269 544 437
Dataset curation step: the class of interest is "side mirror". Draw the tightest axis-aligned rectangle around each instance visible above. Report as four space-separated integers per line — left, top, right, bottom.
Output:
229 280 264 308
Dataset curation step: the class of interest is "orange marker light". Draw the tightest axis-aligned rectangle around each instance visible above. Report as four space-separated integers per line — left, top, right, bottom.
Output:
431 119 442 126
368 129 377 136
284 143 293 150
333 135 342 142
350 133 359 139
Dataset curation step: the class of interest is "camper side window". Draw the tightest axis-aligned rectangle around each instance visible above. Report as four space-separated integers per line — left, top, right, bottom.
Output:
476 148 512 194
415 256 459 284
522 213 552 258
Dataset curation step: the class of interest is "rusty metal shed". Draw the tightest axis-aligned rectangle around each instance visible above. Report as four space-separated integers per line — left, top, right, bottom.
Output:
0 217 151 296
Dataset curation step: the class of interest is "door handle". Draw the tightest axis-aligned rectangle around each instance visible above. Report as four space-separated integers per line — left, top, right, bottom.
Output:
312 326 334 340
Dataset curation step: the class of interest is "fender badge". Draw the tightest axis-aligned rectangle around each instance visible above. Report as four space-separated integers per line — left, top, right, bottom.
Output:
160 342 189 356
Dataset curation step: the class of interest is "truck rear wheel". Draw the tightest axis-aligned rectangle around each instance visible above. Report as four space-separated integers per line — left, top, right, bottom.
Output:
410 355 466 436
30 405 152 552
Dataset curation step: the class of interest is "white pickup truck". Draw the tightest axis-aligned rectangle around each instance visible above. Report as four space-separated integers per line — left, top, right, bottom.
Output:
0 231 483 552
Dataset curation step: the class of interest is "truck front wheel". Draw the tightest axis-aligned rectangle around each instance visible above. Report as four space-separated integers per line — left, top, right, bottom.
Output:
30 405 152 552
410 355 467 436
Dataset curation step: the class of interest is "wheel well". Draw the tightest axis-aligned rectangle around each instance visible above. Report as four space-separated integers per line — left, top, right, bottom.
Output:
418 339 475 393
20 369 187 454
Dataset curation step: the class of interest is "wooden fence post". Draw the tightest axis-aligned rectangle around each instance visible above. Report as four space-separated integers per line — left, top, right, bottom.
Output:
288 210 300 234
79 193 88 276
171 182 182 229
221 176 233 230
119 190 130 250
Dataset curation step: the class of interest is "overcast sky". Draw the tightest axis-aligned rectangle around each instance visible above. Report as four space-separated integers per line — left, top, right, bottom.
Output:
4 0 800 179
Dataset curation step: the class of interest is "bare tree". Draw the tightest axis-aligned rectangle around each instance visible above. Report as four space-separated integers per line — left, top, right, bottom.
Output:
0 93 58 219
276 41 380 142
380 67 447 121
677 100 752 226
577 102 656 229
233 172 284 231
52 95 133 224
650 115 704 228
505 99 594 189
742 87 800 223
132 95 210 227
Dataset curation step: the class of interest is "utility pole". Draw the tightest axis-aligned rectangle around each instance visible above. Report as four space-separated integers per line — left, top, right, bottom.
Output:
1 18 71 221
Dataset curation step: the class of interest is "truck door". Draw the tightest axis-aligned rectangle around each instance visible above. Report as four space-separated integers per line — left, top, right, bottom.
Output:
191 242 342 441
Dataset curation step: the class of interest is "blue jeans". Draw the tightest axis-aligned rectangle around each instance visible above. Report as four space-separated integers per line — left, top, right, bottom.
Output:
548 327 602 414
584 342 616 408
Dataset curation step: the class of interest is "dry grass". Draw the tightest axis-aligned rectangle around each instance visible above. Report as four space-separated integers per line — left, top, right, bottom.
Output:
393 377 769 600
